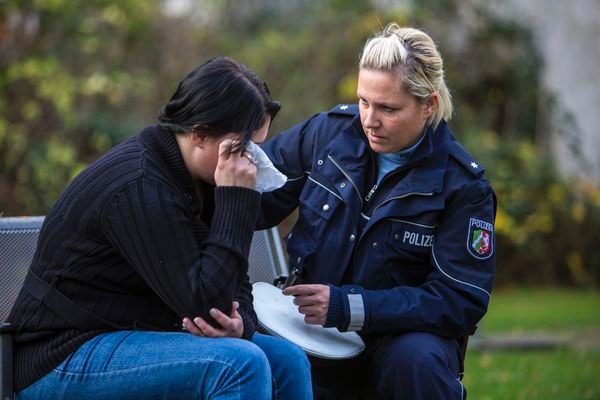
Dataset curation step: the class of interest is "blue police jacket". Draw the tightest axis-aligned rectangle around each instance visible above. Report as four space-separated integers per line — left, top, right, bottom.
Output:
259 104 496 339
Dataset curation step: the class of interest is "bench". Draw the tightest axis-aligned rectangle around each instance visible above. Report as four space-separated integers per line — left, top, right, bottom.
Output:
0 216 288 400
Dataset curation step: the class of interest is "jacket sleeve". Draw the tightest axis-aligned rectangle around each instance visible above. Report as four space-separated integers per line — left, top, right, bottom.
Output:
101 180 260 339
257 114 321 229
326 179 496 338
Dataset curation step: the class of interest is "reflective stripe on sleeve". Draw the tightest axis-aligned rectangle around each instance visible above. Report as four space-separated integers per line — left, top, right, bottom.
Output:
347 293 365 331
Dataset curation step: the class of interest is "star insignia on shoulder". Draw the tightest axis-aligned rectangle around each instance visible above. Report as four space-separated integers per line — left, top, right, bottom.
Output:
340 105 349 110
470 161 479 169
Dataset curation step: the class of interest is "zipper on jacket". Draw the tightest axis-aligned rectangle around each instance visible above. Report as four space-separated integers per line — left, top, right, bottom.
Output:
362 156 425 207
361 168 433 225
356 191 434 253
365 184 377 202
372 191 434 215
363 162 403 206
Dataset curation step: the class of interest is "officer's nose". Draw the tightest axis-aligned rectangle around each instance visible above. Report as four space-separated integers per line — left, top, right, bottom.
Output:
362 108 380 129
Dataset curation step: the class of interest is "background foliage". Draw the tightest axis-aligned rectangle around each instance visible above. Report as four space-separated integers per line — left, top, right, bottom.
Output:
1 0 598 287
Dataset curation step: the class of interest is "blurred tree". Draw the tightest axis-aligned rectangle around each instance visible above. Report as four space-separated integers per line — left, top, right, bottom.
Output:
406 0 544 141
0 0 161 215
0 0 544 214
0 0 597 286
151 0 396 134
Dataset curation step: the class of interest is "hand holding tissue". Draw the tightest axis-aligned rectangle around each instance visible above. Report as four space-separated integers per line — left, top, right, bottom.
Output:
244 141 287 192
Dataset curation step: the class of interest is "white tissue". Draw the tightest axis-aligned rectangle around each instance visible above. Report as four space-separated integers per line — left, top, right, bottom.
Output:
244 141 288 192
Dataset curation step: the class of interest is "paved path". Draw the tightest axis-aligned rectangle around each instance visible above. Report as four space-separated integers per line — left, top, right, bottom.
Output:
469 328 600 351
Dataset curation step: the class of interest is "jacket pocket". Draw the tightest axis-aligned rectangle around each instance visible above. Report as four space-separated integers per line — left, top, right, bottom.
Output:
299 176 342 219
296 176 343 248
386 218 436 254
383 218 435 287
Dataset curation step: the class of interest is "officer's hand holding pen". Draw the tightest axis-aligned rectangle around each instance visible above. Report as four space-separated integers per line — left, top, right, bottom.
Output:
282 284 330 326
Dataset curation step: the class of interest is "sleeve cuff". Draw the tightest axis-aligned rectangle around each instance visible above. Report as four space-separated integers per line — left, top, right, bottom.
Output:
325 285 366 332
324 284 346 329
238 305 257 340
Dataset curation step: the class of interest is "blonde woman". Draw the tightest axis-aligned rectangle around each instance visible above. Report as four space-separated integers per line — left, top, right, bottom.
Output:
257 24 496 399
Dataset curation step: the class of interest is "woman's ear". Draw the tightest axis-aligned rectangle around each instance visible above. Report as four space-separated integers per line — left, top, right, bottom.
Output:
190 131 208 148
423 93 439 118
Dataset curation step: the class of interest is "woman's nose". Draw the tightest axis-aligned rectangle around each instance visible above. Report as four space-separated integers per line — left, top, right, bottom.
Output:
362 109 380 128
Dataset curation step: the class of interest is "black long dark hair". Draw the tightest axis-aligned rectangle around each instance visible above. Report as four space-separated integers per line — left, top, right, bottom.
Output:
158 56 280 147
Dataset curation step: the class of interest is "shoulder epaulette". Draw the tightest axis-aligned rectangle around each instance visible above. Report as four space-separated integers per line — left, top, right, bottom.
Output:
327 104 358 117
449 140 485 177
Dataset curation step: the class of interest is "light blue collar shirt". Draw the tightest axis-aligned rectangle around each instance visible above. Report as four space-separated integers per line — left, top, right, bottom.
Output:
376 131 427 184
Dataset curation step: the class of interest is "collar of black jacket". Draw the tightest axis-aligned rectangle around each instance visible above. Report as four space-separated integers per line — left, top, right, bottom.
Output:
137 124 196 194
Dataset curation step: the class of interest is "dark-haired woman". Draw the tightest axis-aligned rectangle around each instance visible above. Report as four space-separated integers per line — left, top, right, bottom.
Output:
8 56 312 400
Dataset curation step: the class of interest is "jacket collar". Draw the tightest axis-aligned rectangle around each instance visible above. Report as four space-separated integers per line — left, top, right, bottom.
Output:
385 121 450 196
137 124 196 194
342 116 451 196
319 116 453 205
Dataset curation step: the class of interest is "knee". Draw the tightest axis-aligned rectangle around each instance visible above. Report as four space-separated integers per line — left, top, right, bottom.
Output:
251 335 313 399
276 338 310 370
373 333 464 399
381 333 450 375
231 340 271 375
286 342 311 375
253 334 311 374
200 338 270 384
191 340 271 399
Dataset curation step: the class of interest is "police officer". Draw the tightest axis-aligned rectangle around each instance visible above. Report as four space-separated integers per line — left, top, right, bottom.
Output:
258 23 496 399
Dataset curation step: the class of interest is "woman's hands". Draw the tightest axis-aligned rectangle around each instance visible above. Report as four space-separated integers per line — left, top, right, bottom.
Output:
182 301 244 338
214 139 257 189
183 284 331 338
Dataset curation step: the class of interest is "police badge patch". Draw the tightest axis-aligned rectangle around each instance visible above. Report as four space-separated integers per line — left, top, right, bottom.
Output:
467 218 494 260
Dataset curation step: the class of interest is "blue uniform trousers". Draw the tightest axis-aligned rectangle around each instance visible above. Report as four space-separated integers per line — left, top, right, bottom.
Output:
311 331 466 400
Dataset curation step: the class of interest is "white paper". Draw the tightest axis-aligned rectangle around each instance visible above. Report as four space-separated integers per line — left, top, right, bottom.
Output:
244 141 287 192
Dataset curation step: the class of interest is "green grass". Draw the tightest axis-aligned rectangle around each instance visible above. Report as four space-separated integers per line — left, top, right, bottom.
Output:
464 349 600 400
480 288 600 333
463 288 600 399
